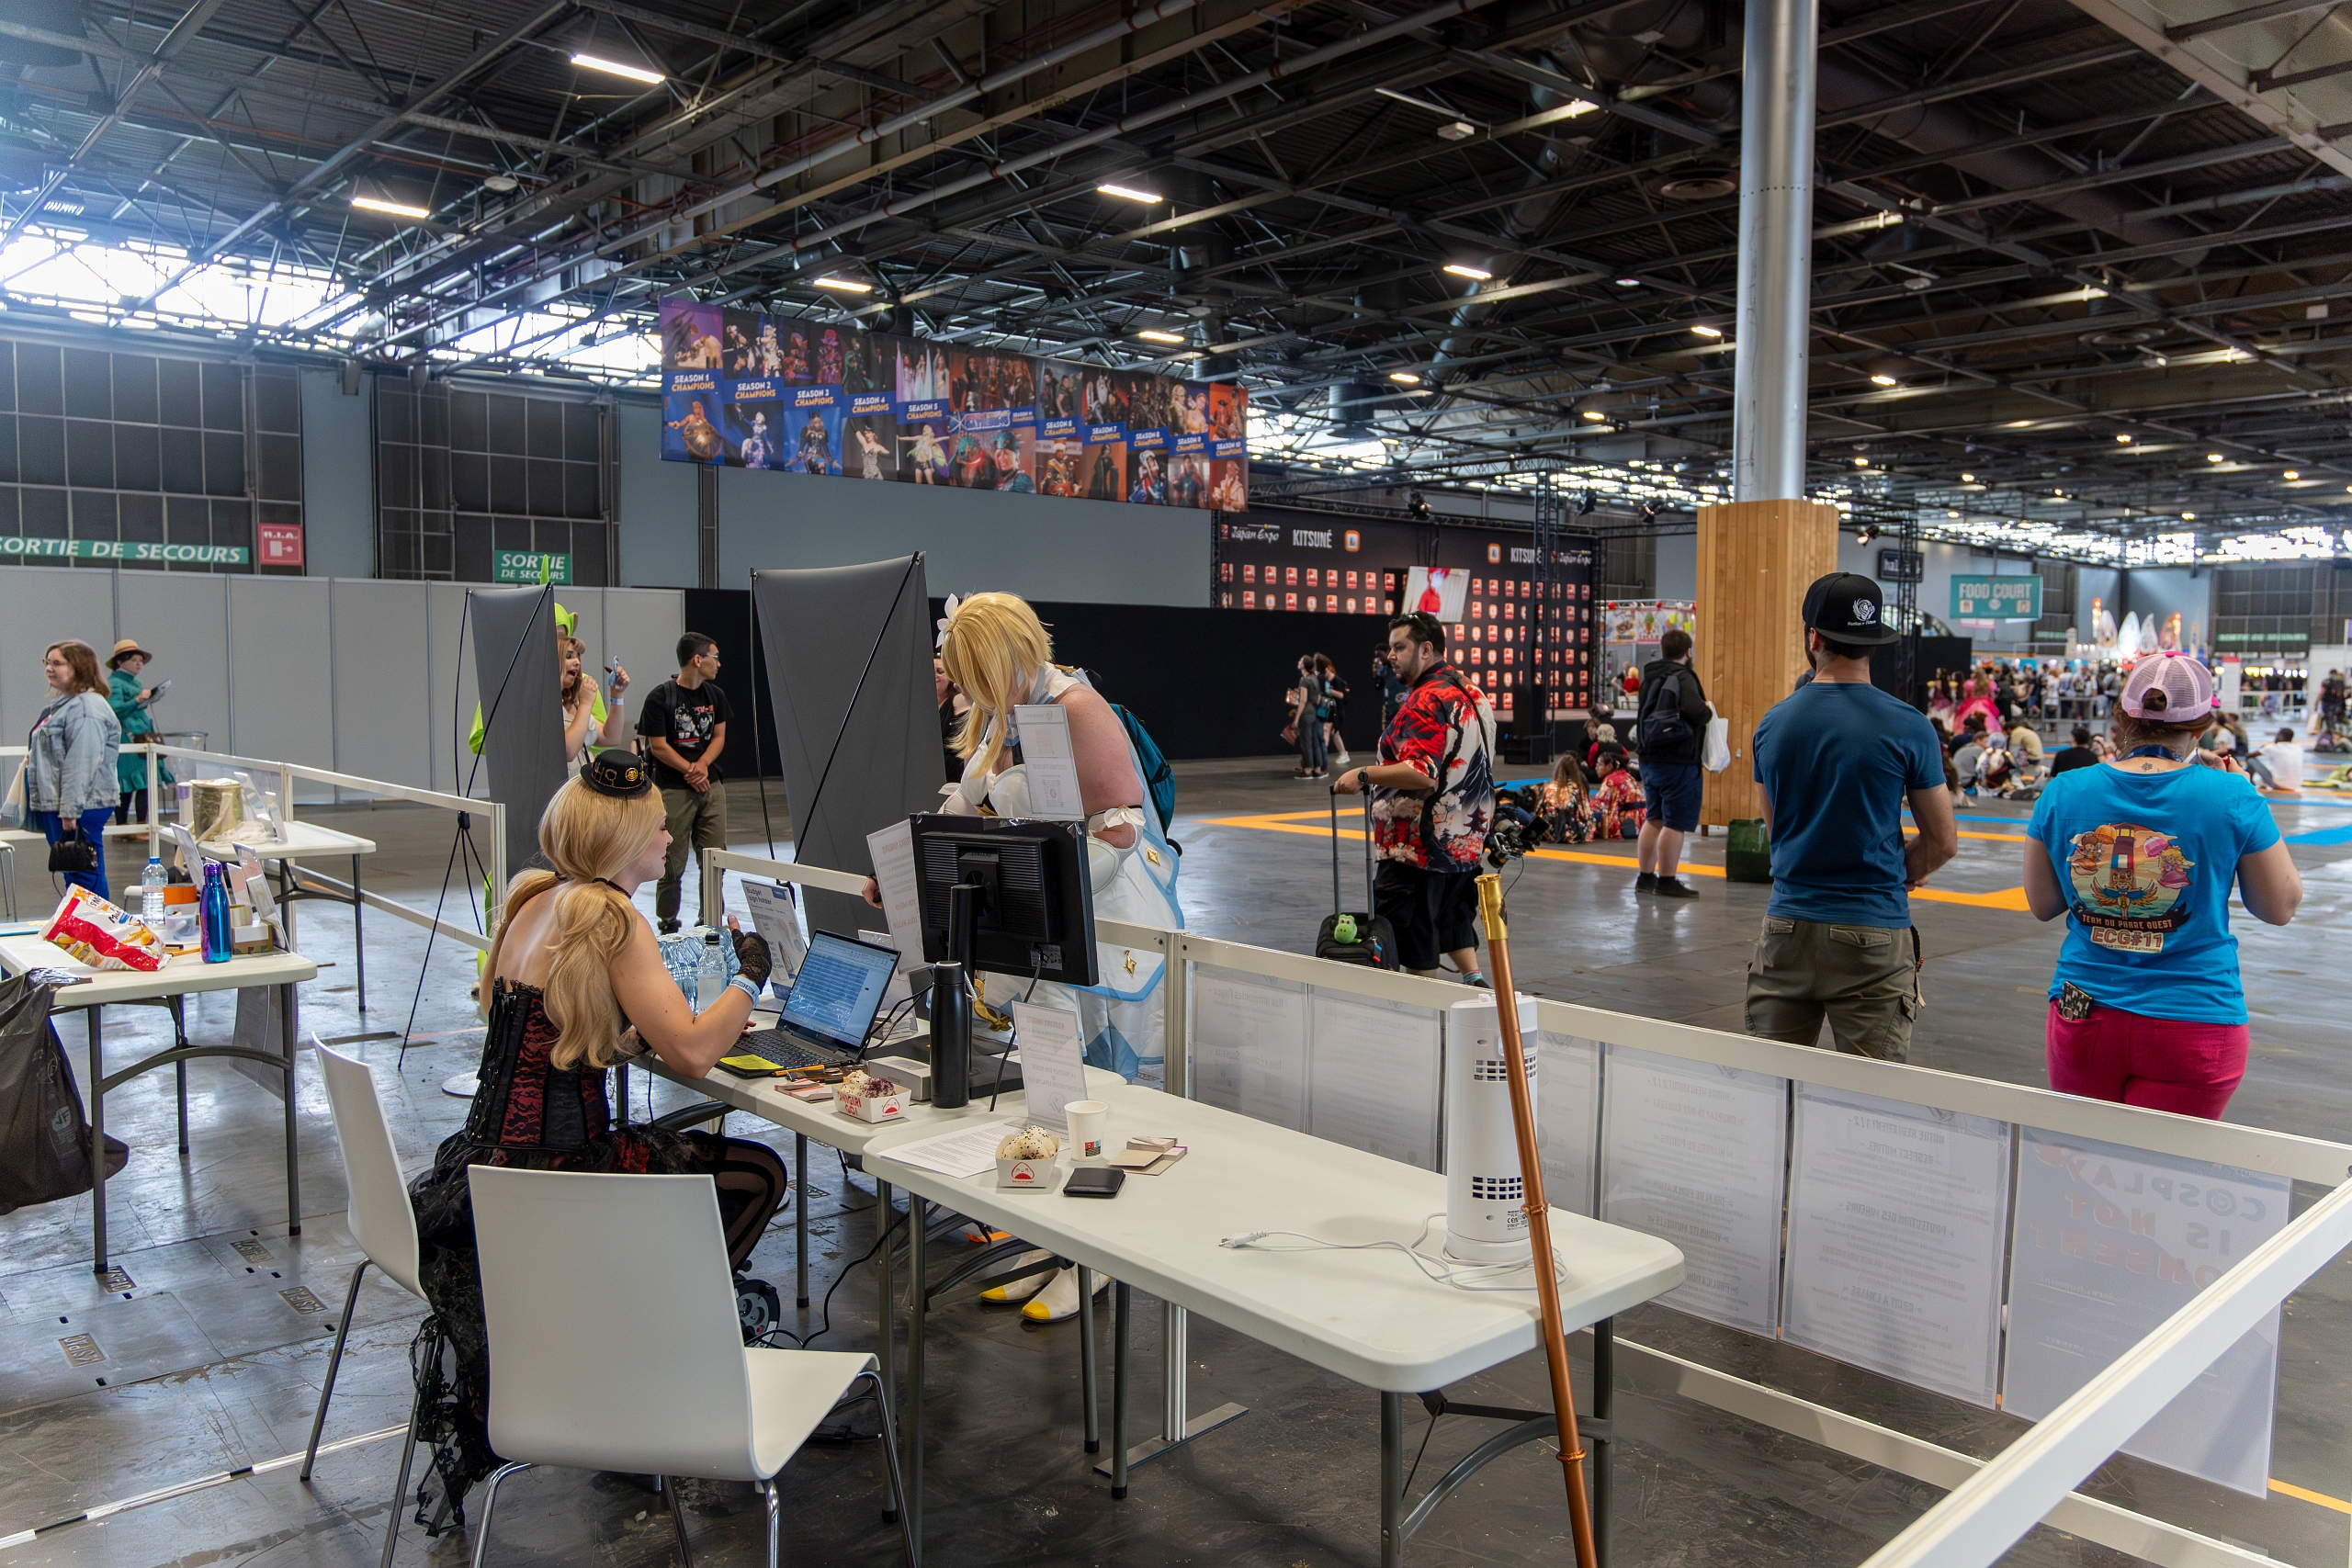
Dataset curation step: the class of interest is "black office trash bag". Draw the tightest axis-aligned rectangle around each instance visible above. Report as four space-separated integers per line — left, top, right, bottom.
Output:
0 972 129 1215
1317 793 1400 970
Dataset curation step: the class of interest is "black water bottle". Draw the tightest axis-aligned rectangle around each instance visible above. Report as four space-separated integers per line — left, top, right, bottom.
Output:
930 960 971 1110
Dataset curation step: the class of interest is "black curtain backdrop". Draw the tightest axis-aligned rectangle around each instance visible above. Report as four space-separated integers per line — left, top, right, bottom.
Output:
683 587 785 775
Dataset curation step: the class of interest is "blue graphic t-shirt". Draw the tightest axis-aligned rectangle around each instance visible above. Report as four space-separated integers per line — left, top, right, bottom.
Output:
2029 762 2280 1024
1753 682 1946 927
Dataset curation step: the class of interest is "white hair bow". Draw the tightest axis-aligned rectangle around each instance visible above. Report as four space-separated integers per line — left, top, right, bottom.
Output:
935 592 962 650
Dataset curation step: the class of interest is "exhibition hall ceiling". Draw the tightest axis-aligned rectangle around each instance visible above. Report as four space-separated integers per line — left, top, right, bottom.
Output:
4 0 2352 559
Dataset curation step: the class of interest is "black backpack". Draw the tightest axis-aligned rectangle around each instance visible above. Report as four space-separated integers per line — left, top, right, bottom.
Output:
1635 668 1694 752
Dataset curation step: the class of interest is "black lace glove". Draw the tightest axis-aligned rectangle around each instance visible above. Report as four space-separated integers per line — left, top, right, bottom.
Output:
729 926 773 990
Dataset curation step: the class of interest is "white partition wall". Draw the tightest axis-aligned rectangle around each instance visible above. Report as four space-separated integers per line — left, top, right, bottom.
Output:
427 581 481 796
603 588 687 716
118 570 231 757
0 567 119 741
227 577 334 787
333 577 434 790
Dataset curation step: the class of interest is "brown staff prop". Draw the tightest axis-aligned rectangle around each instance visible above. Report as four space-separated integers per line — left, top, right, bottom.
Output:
1476 870 1600 1568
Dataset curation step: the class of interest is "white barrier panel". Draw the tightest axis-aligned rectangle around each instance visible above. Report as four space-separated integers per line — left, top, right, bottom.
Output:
1306 987 1442 1169
1191 964 1308 1130
1532 1031 1600 1218
1782 1086 2012 1408
2003 1129 2290 1496
1600 1045 1788 1336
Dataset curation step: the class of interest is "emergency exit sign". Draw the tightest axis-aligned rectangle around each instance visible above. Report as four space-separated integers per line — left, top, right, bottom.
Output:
1951 575 2041 620
493 551 571 584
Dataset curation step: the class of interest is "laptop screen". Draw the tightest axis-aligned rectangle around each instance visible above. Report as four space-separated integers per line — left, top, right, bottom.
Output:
779 931 899 1048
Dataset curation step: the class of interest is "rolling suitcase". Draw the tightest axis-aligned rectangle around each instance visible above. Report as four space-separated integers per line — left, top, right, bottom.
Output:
1317 792 1400 969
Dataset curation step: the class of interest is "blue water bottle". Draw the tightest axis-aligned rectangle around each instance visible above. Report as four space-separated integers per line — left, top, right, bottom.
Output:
199 861 233 964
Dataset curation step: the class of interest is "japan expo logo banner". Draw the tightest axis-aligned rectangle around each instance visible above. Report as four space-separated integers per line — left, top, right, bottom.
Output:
658 298 1244 511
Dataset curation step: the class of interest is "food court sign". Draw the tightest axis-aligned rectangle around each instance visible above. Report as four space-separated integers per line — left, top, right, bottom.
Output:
1951 575 2041 620
2 537 250 565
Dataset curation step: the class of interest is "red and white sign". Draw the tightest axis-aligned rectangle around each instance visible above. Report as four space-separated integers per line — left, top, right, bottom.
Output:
257 523 304 568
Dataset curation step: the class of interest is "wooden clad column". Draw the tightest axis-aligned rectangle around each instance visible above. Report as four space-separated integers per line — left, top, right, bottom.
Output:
1695 499 1840 826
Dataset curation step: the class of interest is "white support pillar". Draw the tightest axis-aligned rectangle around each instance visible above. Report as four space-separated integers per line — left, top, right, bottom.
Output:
1732 0 1820 502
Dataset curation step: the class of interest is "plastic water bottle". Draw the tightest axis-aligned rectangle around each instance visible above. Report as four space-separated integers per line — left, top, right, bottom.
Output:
141 857 166 924
695 930 727 1010
199 862 233 964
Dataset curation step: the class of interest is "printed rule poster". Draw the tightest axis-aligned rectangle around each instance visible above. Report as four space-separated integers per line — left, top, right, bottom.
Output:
2004 1128 2289 1496
1306 989 1442 1170
658 298 1244 508
1600 1046 1788 1335
1781 1087 2012 1406
1534 1032 1601 1218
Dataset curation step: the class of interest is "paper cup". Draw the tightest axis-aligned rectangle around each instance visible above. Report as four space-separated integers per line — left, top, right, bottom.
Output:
1066 1100 1109 1161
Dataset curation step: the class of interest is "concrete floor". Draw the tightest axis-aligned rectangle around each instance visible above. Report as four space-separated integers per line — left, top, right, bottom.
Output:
4 758 2349 1568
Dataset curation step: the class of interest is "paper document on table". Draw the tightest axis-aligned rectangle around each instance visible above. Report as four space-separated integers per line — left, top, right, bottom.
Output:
1011 704 1086 820
882 1121 1022 1179
1012 1000 1090 1132
864 819 926 975
741 881 808 982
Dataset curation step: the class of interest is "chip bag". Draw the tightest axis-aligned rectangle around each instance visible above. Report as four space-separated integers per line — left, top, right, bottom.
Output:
40 886 164 973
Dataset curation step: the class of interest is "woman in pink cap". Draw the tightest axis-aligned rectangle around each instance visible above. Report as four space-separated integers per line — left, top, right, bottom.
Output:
2022 652 2303 1117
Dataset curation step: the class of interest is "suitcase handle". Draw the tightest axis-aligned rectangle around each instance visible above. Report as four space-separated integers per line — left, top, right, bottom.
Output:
1329 784 1375 916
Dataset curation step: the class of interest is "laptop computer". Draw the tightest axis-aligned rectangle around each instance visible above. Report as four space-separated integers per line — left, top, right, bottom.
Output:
726 931 900 1074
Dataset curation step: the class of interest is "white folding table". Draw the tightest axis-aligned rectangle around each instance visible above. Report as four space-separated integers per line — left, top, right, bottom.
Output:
0 933 318 1274
214 821 379 1012
865 1084 1684 1567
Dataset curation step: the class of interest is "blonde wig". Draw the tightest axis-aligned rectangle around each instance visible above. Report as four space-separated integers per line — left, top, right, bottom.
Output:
481 776 665 1070
938 592 1057 777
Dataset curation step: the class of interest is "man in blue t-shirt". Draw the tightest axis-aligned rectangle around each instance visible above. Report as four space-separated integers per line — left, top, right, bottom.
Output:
1747 573 1960 1060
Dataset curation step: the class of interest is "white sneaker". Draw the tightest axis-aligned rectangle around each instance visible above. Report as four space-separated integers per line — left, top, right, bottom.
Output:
978 1248 1054 1303
1332 750 1351 766
1022 1264 1110 1323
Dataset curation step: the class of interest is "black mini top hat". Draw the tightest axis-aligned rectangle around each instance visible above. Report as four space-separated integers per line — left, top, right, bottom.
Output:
582 748 652 799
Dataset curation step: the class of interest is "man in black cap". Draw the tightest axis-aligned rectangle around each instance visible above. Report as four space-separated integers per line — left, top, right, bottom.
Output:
1745 573 1958 1060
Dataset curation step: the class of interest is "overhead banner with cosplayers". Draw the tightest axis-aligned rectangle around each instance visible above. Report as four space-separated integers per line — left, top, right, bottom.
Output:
1214 508 1599 719
658 299 1248 508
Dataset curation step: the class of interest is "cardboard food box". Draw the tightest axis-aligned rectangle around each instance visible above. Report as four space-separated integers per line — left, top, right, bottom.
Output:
837 1086 908 1123
996 1156 1063 1191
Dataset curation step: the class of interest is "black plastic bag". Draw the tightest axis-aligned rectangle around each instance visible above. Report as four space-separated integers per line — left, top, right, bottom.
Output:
0 973 130 1215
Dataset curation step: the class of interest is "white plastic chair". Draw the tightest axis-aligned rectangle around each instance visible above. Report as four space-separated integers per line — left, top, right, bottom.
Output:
466 1166 914 1568
300 1040 430 1568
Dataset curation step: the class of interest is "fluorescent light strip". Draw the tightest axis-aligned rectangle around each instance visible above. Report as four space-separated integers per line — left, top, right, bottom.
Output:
571 51 663 85
812 276 871 293
1442 264 1492 281
1096 183 1162 202
1136 329 1186 344
1690 323 1722 338
350 196 431 220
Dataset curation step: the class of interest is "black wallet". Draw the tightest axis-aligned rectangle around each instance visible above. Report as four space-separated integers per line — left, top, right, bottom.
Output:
1064 1167 1125 1199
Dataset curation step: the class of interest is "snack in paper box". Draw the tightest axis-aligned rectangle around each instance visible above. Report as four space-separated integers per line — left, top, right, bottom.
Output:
995 1127 1061 1160
41 887 164 972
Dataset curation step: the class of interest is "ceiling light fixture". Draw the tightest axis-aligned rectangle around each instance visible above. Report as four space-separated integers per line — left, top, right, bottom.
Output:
1136 329 1186 344
1442 264 1493 281
1948 509 1960 518
2115 433 2132 442
1096 183 1163 202
2208 453 2225 462
812 276 871 293
570 51 664 85
1436 120 1478 141
1870 373 1897 387
351 196 431 220
1387 371 1421 384
2285 470 2301 479
1853 457 1869 467
1690 323 1722 338
1580 410 1606 421
2182 512 2197 520
1960 471 1975 481
1614 276 1640 288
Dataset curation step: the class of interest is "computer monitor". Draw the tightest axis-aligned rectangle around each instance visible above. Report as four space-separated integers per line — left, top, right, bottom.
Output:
777 931 899 1050
908 814 1097 987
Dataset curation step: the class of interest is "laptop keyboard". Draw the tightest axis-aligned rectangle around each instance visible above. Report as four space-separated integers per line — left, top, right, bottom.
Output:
738 1029 851 1071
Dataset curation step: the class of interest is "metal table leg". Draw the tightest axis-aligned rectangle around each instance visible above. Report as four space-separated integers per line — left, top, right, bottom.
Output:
175 1061 189 1156
794 1133 809 1307
1098 1300 1247 1475
282 983 301 1236
1380 1391 1405 1568
1110 1281 1131 1500
876 1179 895 1433
1594 1316 1613 1568
908 1198 927 1551
351 854 367 1012
87 1007 107 1273
1078 1265 1099 1454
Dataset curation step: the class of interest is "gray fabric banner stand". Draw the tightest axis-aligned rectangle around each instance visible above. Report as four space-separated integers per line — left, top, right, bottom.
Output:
751 557 944 942
469 585 570 883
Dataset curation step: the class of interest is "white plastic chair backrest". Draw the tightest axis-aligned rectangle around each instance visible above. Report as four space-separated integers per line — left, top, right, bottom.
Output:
468 1166 758 1480
312 1039 423 1299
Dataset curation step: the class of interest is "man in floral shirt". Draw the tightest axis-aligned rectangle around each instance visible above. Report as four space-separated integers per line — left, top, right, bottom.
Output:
1332 611 1498 983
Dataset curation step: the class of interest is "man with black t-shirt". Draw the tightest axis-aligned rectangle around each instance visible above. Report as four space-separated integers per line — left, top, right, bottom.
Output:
639 632 733 932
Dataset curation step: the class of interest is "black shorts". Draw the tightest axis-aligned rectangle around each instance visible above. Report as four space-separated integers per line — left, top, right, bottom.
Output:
1374 861 1481 971
1643 761 1702 833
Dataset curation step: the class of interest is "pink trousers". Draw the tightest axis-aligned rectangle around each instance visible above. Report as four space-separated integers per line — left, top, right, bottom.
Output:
2045 1002 2249 1120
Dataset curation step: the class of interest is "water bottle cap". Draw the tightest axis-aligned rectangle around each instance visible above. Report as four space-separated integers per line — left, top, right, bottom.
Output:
147 856 161 864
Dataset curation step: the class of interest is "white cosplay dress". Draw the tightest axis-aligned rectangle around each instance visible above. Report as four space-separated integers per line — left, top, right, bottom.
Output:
954 668 1182 1082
